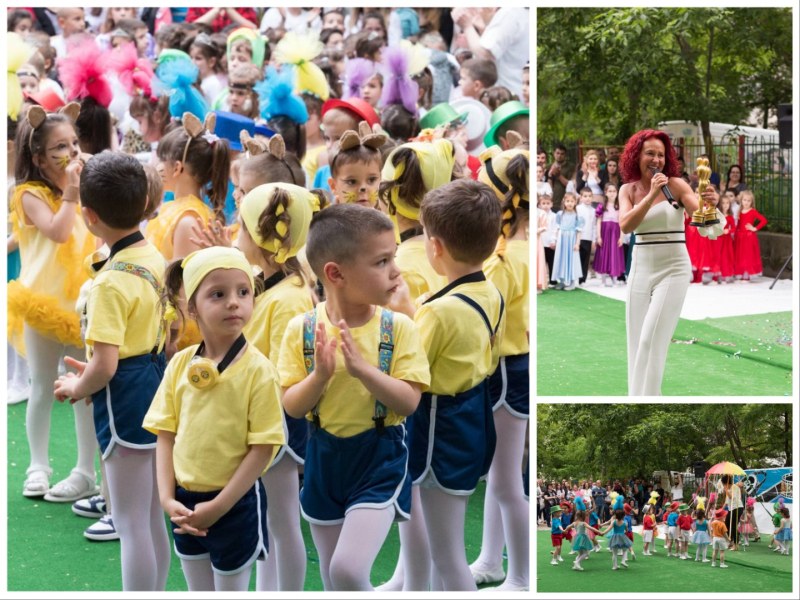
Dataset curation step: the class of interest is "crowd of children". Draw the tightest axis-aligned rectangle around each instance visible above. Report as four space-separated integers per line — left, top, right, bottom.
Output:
548 489 792 573
7 6 530 593
537 153 768 292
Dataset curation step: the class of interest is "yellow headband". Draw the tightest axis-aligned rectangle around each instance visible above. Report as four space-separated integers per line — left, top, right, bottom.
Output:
181 246 254 300
239 183 317 264
478 146 530 253
381 139 455 221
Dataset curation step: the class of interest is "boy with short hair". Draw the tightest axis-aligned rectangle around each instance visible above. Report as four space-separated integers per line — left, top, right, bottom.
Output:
51 7 86 58
53 151 170 590
405 179 505 590
458 58 498 99
551 506 565 565
576 187 596 285
678 503 693 559
711 508 730 568
277 204 430 591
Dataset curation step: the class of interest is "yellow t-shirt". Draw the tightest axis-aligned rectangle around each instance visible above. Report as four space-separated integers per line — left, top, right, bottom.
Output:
395 239 448 303
414 279 505 396
277 302 431 438
143 344 286 491
301 143 326 186
7 182 95 351
484 239 529 356
84 243 166 359
144 195 212 261
243 273 313 365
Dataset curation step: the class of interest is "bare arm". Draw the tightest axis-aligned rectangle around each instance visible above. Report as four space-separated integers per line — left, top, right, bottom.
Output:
174 444 274 531
53 343 119 402
224 7 258 29
171 214 207 260
20 190 79 244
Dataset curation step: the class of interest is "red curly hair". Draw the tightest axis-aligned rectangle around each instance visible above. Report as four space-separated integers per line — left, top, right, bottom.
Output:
620 129 680 183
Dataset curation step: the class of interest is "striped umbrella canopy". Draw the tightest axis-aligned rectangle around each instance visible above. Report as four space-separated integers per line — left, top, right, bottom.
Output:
706 461 746 476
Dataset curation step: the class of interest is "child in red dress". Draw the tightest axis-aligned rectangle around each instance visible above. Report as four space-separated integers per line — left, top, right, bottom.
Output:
718 192 736 283
733 190 768 280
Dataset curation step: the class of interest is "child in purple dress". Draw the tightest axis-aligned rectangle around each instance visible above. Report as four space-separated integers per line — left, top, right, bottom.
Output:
593 184 625 286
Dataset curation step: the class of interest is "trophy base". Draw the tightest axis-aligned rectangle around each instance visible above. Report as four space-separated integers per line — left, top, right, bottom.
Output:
688 222 707 228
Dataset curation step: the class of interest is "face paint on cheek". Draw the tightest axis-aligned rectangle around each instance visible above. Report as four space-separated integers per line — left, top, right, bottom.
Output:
53 154 71 170
368 190 378 204
342 190 359 203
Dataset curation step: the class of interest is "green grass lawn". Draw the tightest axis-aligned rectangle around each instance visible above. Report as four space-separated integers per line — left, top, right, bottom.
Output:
536 529 793 593
7 401 495 591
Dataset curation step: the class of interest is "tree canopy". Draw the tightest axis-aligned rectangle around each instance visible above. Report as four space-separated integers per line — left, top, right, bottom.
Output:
537 7 793 149
537 404 792 481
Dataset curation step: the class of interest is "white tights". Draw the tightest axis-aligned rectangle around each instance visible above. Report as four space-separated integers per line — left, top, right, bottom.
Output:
105 447 170 590
310 507 395 591
180 558 253 591
7 340 30 390
255 456 306 591
377 486 432 591
471 408 529 589
420 487 477 591
23 327 95 477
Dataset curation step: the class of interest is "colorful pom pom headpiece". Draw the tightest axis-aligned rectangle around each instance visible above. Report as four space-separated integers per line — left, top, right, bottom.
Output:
57 39 113 108
380 44 419 115
273 30 329 101
344 58 378 101
108 42 155 99
696 496 707 511
154 51 208 121
256 66 308 125
7 32 37 121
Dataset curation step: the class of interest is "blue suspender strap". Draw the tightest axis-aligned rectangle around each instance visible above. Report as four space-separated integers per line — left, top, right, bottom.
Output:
302 307 395 432
374 308 395 432
302 309 321 428
452 292 505 346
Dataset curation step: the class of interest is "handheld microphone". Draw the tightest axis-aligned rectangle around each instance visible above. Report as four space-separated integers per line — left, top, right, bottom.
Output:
649 167 681 209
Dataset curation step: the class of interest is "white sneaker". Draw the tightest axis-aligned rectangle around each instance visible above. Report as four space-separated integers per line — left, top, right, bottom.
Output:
612 566 618 570
702 559 711 563
711 563 716 567
550 559 558 565
720 563 728 568
568 550 577 555
557 556 564 562
83 514 120 541
620 561 628 569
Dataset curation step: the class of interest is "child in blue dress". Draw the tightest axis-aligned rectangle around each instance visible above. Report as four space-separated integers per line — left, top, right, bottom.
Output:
551 193 583 290
692 506 712 562
774 506 792 555
563 510 602 571
599 508 633 570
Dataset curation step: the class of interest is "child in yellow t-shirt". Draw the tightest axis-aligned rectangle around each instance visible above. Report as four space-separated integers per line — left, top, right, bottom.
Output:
405 178 505 591
9 104 97 502
143 246 285 591
472 143 530 591
277 204 430 591
54 151 170 590
238 182 317 592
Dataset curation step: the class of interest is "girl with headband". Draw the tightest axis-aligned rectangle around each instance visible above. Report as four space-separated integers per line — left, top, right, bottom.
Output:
8 103 98 504
472 140 530 591
144 246 285 591
237 183 317 591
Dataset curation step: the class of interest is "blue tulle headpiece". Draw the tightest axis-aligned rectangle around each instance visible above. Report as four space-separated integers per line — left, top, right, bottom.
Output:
153 54 208 121
255 66 309 125
574 494 587 512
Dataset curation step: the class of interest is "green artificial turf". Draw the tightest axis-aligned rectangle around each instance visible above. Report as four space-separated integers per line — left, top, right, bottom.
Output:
536 529 793 593
7 401 494 591
537 290 792 396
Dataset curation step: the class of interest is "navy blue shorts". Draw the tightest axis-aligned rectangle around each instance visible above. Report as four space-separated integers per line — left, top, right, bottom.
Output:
272 412 308 467
488 354 529 418
173 480 268 575
91 352 165 458
300 424 410 525
408 381 497 494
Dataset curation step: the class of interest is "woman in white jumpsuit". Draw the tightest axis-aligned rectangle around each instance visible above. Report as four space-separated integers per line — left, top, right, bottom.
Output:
618 130 713 395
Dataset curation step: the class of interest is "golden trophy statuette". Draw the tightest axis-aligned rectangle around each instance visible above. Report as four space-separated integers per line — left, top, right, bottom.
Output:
690 157 711 227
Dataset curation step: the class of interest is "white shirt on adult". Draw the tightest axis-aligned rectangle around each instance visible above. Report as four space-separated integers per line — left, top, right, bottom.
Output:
479 8 529 98
538 181 553 197
671 485 683 501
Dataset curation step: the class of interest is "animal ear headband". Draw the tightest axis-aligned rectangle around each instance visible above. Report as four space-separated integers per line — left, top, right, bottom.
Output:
26 101 81 152
337 121 388 152
181 112 218 165
239 132 296 184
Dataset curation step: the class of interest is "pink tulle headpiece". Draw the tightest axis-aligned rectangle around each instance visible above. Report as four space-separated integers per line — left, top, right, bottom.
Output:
57 39 112 107
107 42 155 99
746 497 755 508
